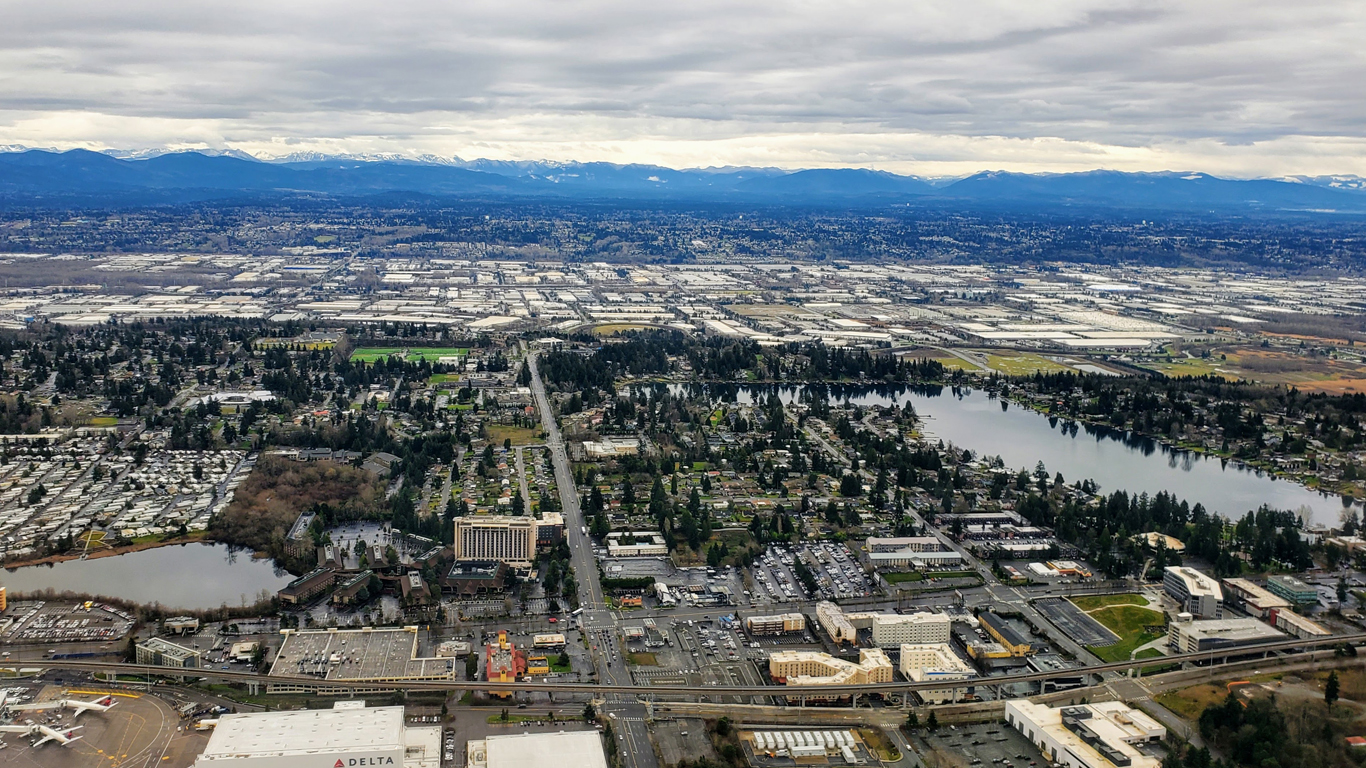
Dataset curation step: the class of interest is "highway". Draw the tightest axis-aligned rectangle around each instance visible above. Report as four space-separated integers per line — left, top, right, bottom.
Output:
527 351 657 768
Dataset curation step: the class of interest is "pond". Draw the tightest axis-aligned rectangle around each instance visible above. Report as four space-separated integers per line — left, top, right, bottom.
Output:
645 382 1358 527
1 542 293 610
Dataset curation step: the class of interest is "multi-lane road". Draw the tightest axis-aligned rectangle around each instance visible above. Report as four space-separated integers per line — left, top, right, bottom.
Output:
528 352 657 768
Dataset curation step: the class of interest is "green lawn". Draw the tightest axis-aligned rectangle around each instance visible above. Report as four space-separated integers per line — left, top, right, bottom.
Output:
1069 593 1148 611
87 416 119 427
1085 604 1166 662
352 347 469 363
883 572 924 583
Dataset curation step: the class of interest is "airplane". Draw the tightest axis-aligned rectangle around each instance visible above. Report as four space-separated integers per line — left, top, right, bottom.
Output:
8 695 116 719
0 723 83 747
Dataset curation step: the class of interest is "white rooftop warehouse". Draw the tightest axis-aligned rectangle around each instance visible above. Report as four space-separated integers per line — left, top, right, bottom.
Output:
194 703 440 768
466 731 609 768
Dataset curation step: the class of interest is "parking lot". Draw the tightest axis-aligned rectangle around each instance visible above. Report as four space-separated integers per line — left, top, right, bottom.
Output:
1 601 134 647
1033 598 1119 647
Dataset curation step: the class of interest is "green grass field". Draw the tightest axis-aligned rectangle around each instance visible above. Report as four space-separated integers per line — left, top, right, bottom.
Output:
1084 603 1165 662
883 572 924 584
86 416 119 427
1069 593 1148 611
351 347 468 363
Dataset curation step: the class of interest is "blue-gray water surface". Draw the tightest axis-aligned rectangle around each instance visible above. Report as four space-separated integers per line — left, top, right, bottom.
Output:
650 382 1357 527
1 542 291 610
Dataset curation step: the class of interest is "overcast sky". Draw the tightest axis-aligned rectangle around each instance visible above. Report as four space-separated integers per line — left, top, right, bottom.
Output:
3 1 1364 176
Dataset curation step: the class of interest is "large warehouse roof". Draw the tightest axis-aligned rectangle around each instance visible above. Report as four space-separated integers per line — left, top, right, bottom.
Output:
198 706 404 759
469 731 608 768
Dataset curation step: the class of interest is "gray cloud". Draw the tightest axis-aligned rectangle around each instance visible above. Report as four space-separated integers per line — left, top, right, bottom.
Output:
1 0 1364 174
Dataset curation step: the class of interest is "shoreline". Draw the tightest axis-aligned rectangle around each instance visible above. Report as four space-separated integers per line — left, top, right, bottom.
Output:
0 532 219 570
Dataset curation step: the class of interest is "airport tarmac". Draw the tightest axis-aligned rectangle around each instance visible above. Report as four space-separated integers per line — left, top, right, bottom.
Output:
2 685 208 768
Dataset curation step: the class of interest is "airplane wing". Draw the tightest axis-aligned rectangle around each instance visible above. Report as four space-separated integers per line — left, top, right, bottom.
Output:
33 725 82 747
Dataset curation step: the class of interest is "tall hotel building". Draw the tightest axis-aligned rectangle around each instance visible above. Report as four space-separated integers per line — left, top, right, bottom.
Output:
454 517 536 574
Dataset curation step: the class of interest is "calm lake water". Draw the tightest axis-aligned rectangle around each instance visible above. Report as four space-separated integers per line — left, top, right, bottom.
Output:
651 382 1358 527
1 542 292 610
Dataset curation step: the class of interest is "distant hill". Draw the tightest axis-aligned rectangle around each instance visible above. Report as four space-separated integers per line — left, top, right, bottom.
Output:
2 148 1365 212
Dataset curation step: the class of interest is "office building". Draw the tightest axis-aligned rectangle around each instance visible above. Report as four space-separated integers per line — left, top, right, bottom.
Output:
1266 575 1318 607
1163 566 1223 618
1004 700 1165 768
442 560 511 598
864 536 964 568
1167 614 1285 654
164 616 200 634
899 643 976 704
135 636 201 669
278 567 337 605
194 702 440 768
605 531 669 557
769 649 894 689
870 613 952 646
454 516 536 573
814 601 951 645
535 512 564 550
816 601 857 644
746 613 807 636
1221 578 1291 618
466 731 608 768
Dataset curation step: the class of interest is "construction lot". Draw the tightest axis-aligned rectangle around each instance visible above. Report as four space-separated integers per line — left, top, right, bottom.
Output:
913 721 1047 768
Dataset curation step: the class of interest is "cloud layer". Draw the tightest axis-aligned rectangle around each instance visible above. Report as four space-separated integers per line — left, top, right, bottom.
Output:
2 1 1364 175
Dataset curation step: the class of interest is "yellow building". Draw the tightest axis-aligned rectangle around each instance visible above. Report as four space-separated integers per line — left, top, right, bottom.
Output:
768 648 893 693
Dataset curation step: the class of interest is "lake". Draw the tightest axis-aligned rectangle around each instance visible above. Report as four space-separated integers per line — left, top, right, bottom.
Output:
0 542 293 610
648 382 1358 527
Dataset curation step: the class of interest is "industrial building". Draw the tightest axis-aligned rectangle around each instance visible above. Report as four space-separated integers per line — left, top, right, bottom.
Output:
1221 578 1292 618
135 636 201 669
1163 566 1223 618
745 613 807 636
1167 614 1286 654
1268 608 1331 639
1266 575 1318 607
466 730 608 768
267 627 457 694
193 701 441 768
1004 700 1165 768
769 648 894 691
454 516 536 573
898 643 976 704
979 612 1033 656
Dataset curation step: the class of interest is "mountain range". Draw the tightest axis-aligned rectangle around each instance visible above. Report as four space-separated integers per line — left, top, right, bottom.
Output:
2 147 1365 212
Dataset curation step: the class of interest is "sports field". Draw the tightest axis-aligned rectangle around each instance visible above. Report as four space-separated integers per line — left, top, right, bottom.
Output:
350 347 469 363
